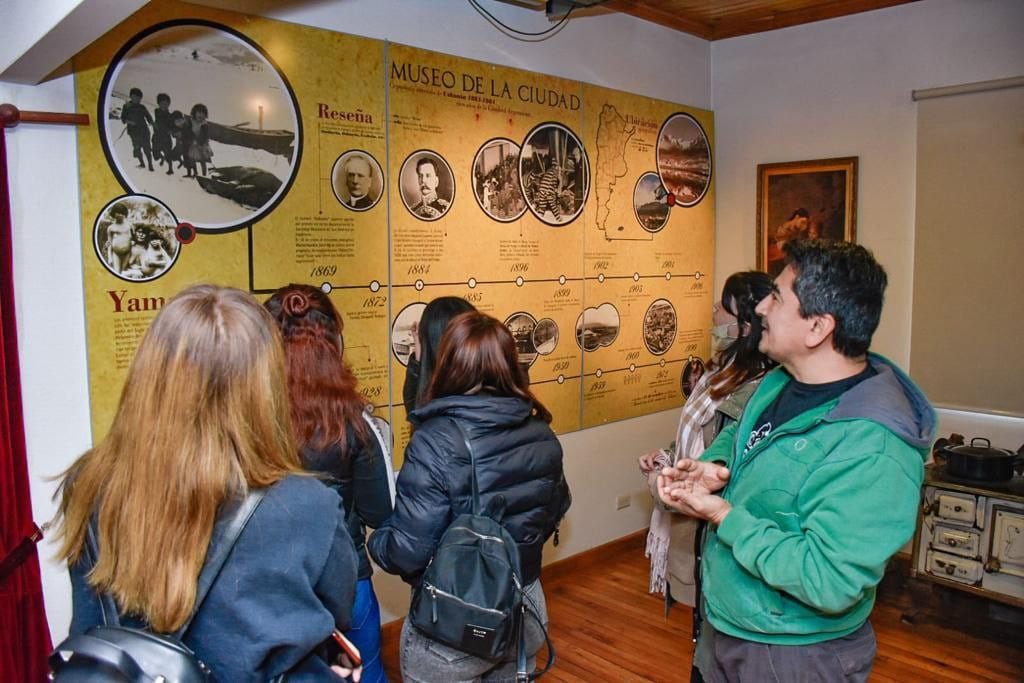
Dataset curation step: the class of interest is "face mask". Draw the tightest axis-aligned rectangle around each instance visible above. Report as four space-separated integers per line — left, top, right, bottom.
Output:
711 323 737 352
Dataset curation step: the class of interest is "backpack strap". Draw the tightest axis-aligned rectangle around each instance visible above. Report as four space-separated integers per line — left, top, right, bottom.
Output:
84 488 266 638
516 590 556 681
448 418 480 515
362 408 396 506
174 489 265 639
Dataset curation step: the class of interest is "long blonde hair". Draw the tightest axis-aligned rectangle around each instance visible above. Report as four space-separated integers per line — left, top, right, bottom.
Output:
53 285 301 632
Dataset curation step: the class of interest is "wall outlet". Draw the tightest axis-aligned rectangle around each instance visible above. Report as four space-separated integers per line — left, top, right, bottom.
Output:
615 494 631 510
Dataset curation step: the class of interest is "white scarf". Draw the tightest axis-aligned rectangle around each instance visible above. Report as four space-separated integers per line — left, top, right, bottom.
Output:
645 369 723 594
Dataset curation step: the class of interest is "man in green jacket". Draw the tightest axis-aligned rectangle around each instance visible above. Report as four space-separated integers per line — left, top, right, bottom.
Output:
659 239 935 682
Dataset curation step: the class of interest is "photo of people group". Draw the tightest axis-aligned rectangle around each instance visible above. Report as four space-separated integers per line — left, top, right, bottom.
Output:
101 22 301 231
520 123 589 226
92 195 180 281
472 138 527 222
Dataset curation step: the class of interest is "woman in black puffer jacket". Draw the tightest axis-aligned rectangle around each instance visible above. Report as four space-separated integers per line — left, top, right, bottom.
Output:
368 311 570 683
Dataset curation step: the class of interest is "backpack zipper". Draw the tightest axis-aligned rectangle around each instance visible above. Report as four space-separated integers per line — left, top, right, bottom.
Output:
449 526 506 544
425 582 508 622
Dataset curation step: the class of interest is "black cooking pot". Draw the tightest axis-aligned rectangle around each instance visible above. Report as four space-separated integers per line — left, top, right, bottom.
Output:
934 437 1021 482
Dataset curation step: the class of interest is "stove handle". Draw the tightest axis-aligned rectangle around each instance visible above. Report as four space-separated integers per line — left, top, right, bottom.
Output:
984 558 1001 574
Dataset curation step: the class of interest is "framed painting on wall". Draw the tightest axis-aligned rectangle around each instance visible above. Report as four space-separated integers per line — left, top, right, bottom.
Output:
756 156 858 277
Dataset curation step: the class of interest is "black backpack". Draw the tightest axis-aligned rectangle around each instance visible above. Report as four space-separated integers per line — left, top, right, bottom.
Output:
49 490 265 682
408 419 554 681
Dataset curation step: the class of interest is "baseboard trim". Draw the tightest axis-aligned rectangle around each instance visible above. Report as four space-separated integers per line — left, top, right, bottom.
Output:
380 536 909 632
541 529 647 583
382 614 404 640
379 529 650 630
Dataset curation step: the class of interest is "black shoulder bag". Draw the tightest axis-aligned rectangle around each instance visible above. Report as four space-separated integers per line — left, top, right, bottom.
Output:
49 490 265 682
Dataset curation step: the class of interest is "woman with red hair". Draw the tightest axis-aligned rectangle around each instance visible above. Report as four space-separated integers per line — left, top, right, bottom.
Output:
369 311 571 682
266 284 393 683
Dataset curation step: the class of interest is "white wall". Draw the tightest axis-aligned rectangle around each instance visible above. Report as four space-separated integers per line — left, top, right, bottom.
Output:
3 0 708 640
711 0 1024 367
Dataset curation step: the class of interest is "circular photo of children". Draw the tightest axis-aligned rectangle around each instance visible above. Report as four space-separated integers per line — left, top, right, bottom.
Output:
520 123 589 226
504 311 539 371
93 195 181 282
400 151 455 221
634 172 671 233
532 318 559 355
681 357 706 398
472 138 526 222
99 20 302 232
643 299 677 355
332 150 383 212
656 113 712 208
391 302 427 366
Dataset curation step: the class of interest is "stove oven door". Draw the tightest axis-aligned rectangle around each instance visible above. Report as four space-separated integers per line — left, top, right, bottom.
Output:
989 506 1024 579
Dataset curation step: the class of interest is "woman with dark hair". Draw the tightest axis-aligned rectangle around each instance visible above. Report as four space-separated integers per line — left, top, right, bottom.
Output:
370 311 571 682
639 271 775 617
266 283 394 683
402 296 477 413
54 285 359 680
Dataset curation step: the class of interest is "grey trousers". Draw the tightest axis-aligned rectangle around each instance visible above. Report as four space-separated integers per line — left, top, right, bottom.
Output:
698 619 877 683
399 579 548 683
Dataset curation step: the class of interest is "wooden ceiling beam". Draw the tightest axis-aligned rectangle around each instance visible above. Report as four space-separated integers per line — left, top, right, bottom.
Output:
603 0 920 41
604 0 715 40
709 0 920 40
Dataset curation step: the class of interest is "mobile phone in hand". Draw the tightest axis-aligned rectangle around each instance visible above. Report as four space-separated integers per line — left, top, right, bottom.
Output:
329 629 362 668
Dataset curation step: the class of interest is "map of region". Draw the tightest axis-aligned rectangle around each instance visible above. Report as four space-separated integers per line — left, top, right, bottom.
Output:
594 104 635 235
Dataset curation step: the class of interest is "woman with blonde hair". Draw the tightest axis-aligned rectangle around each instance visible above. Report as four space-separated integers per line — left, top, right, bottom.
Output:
53 284 359 680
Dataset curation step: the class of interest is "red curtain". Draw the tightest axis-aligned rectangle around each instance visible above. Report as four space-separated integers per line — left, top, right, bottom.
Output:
0 127 53 680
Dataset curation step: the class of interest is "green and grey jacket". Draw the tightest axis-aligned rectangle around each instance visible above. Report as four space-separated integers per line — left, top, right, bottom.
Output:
698 354 935 645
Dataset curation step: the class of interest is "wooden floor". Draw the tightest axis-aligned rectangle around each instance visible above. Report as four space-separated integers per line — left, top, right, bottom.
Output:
381 532 1024 682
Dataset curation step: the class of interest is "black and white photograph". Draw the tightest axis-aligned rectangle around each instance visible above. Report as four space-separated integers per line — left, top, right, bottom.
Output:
532 318 559 355
391 302 427 366
332 150 384 212
633 172 671 233
657 112 711 208
520 123 589 226
575 303 620 352
472 138 526 222
93 194 181 282
643 298 677 355
505 312 539 371
681 357 706 398
100 21 301 232
399 151 455 221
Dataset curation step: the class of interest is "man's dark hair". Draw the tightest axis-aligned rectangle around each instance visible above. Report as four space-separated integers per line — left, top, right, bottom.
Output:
784 239 887 358
129 87 143 98
416 157 437 174
789 207 810 220
156 93 170 105
109 203 129 219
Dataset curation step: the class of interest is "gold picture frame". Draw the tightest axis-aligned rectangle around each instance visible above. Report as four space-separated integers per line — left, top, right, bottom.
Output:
756 156 858 277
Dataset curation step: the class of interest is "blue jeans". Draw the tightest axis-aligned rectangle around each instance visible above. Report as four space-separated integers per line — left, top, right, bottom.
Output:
347 577 387 683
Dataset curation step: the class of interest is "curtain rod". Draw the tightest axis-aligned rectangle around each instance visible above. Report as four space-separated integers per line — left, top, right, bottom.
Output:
912 75 1024 101
1 103 90 128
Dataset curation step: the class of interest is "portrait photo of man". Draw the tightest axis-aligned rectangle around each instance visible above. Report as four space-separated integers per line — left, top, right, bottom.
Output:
400 151 454 221
331 150 383 212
